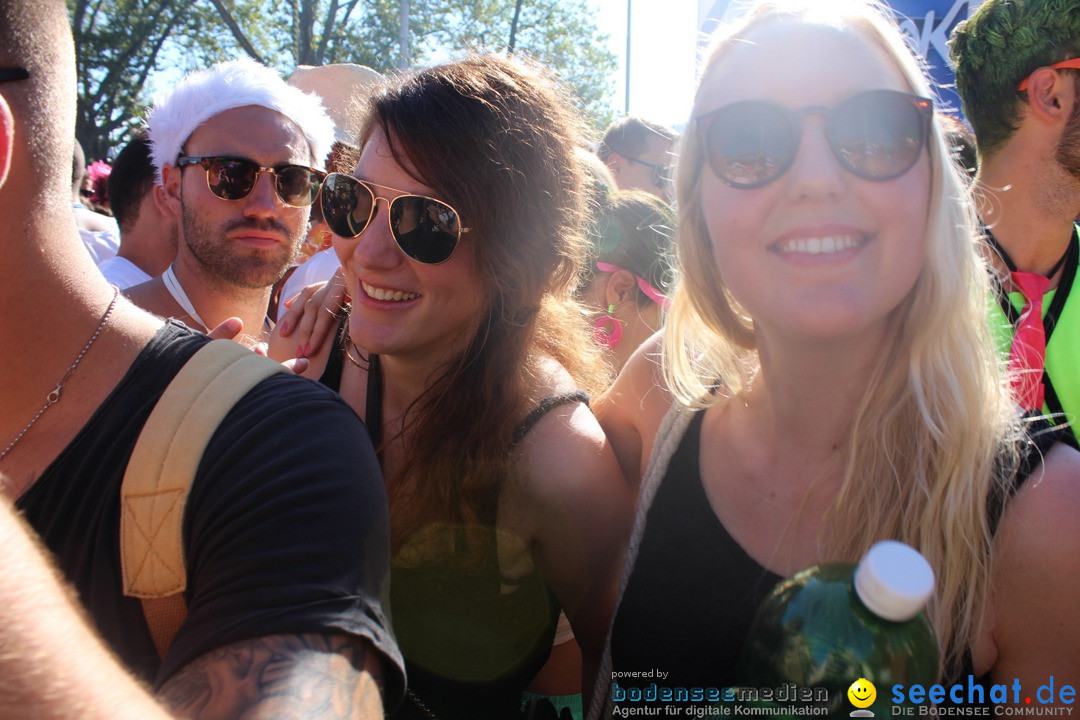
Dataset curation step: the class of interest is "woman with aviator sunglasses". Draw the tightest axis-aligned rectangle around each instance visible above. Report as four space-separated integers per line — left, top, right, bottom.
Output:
270 54 633 720
589 0 1080 714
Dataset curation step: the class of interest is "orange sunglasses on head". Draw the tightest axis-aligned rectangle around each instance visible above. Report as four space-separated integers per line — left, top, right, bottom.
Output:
1017 57 1080 92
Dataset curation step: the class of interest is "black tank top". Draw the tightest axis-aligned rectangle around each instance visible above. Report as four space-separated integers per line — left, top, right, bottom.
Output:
611 409 1067 696
611 410 782 690
319 324 589 719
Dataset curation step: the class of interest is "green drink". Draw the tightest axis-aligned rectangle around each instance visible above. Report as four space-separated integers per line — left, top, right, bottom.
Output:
739 541 939 717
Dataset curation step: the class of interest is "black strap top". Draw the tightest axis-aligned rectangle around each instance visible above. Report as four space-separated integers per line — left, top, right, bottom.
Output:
319 319 588 448
612 410 1070 697
318 322 590 719
611 411 782 690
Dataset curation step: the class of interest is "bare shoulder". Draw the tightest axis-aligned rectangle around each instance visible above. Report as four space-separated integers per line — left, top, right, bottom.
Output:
507 359 634 658
988 441 1080 687
515 355 626 502
122 277 156 305
158 631 385 720
122 277 177 322
74 206 117 233
594 331 672 485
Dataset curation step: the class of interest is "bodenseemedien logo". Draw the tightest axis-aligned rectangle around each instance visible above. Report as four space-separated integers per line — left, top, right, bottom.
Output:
849 678 878 717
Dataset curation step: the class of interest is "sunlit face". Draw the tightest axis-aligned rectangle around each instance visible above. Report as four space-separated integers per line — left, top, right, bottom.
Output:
172 106 311 289
333 129 484 361
696 21 931 347
616 134 675 200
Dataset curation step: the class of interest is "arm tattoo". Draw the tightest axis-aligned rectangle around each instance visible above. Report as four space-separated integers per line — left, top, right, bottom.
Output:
157 631 384 719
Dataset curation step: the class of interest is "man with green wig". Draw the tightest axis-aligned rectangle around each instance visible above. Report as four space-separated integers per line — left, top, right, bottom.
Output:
951 0 1080 446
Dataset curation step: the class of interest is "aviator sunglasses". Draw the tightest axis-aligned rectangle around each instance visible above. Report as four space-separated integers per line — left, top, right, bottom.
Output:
176 155 325 207
319 173 468 265
696 90 933 189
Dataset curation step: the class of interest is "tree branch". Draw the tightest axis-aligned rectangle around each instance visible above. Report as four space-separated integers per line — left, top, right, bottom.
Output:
508 0 524 52
339 0 362 27
298 0 315 65
205 0 266 64
315 0 340 64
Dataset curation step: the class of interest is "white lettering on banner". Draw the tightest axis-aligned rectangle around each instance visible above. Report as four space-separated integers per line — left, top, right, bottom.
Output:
894 0 970 67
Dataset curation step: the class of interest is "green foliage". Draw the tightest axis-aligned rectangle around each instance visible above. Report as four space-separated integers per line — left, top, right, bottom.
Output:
419 0 617 132
68 0 199 159
70 0 617 158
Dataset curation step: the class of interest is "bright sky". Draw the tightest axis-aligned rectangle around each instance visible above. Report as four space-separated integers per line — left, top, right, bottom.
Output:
141 2 704 138
590 0 701 131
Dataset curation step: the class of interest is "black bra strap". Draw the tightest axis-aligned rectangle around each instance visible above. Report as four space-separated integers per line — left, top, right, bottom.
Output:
365 354 383 450
511 391 589 446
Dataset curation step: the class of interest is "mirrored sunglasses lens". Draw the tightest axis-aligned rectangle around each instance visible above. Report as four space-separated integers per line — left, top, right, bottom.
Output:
321 175 374 239
707 103 794 188
207 159 257 200
276 167 319 206
832 92 924 180
389 196 461 264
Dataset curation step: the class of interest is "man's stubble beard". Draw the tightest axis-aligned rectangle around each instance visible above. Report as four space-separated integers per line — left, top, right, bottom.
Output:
180 203 303 290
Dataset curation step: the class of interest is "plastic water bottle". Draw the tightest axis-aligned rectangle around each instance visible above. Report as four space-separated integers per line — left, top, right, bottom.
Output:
738 540 939 717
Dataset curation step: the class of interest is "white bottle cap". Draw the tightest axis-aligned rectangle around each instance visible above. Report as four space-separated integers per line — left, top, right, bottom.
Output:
853 540 935 622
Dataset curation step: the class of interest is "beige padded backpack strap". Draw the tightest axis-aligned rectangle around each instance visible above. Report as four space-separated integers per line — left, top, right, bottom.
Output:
120 339 286 658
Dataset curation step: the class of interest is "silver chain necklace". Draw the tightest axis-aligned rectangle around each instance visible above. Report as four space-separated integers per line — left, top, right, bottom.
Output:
0 287 120 462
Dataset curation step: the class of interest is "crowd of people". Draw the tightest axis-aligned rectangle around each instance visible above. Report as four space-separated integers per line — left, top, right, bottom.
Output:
2 0 1079 719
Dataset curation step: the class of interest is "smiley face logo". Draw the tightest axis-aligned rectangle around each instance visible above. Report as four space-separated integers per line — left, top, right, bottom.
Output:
847 678 877 709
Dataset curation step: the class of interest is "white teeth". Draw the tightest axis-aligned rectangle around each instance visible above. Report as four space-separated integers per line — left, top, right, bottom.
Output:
362 282 419 302
776 235 863 255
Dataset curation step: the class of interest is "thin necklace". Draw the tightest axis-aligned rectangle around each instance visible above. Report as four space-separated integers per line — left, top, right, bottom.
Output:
0 287 120 462
162 264 209 331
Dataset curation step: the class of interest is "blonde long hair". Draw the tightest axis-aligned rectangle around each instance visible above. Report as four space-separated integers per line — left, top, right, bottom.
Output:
664 0 1022 676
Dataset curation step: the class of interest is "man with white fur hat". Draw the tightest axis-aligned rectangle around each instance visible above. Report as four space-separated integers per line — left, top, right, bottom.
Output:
127 58 333 346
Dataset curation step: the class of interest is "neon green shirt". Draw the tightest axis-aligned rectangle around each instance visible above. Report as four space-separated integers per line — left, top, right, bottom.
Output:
987 231 1079 443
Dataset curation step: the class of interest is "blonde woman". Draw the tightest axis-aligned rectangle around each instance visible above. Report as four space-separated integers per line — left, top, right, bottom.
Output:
592 0 1080 714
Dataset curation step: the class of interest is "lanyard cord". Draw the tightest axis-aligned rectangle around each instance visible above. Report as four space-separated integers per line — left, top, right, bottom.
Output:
985 229 1070 277
984 227 1077 339
162 264 210 331
984 227 1079 419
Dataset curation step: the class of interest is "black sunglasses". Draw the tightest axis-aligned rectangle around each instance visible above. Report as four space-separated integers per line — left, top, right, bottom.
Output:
319 173 469 265
176 155 325 207
697 90 933 189
623 155 673 189
0 67 29 83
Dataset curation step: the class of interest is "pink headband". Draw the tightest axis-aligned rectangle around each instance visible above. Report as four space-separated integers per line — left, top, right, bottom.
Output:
596 261 671 311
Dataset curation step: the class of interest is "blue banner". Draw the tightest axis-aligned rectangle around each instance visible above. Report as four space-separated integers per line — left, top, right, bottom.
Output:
699 0 983 117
